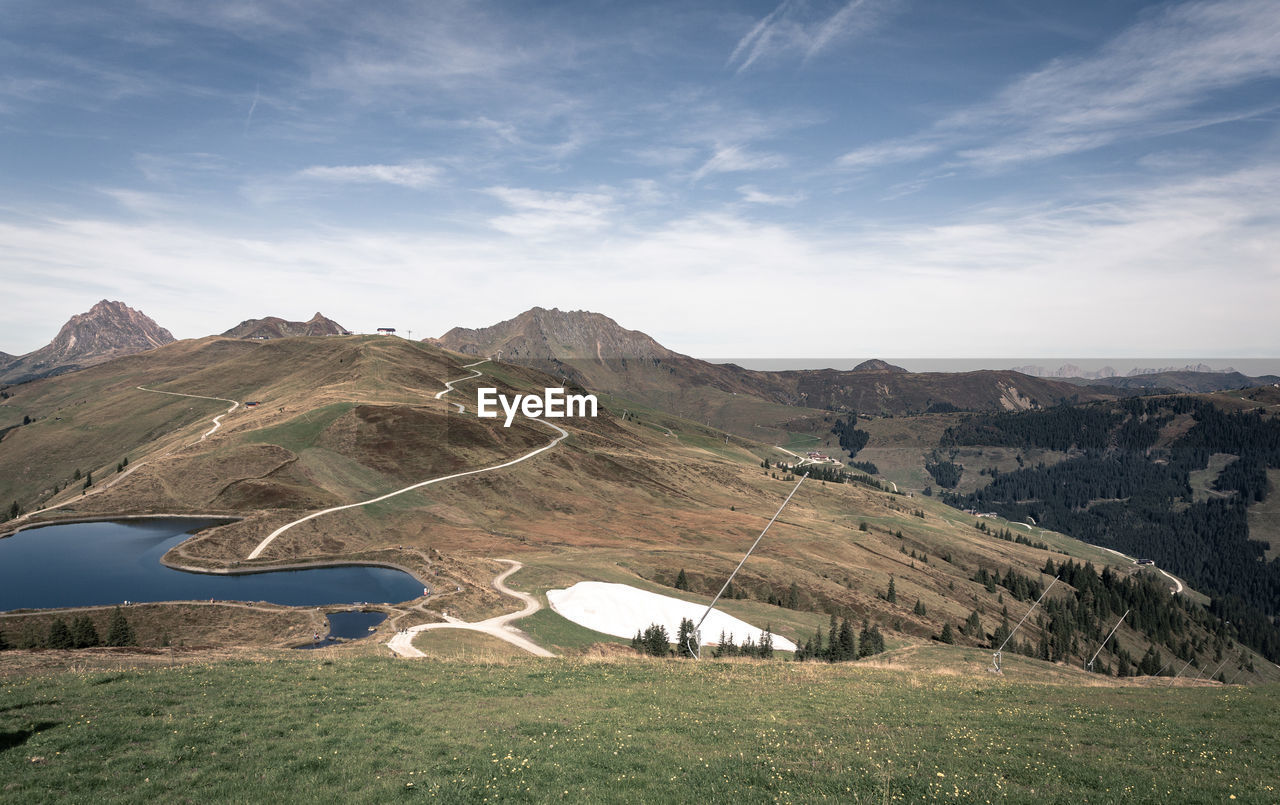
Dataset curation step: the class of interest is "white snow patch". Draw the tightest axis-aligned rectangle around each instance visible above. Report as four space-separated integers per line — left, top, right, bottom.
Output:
546 581 797 651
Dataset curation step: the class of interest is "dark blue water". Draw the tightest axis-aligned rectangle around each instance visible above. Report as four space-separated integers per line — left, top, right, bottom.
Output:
296 611 388 649
0 518 424 611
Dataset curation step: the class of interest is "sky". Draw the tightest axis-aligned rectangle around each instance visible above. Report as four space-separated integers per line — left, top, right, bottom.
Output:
2 0 1278 359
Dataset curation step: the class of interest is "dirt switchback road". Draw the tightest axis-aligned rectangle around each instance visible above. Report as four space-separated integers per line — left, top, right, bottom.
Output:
387 559 553 658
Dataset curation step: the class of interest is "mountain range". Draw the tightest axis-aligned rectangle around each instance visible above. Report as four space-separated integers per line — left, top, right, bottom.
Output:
1013 362 1253 379
5 303 1276 414
435 307 1111 430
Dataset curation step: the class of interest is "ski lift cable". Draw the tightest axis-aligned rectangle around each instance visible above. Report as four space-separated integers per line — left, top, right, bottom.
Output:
1087 609 1129 668
996 575 1060 655
687 470 808 659
990 575 1059 673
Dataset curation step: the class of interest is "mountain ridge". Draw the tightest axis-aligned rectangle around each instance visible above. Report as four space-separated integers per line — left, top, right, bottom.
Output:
435 307 1112 424
0 300 174 385
222 312 348 340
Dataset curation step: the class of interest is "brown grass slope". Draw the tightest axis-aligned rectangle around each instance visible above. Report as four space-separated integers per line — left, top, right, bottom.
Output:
2 335 1268 683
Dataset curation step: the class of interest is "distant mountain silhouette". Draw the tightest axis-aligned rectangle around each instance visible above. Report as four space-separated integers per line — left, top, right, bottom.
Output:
435 307 1109 425
221 312 349 339
851 359 908 373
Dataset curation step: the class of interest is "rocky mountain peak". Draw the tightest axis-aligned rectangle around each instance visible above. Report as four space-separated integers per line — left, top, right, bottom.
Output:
0 300 175 384
438 307 675 362
222 313 348 339
48 300 174 360
852 359 908 373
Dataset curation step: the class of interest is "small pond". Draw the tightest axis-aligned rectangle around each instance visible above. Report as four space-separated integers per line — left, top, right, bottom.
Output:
295 610 388 649
0 518 424 611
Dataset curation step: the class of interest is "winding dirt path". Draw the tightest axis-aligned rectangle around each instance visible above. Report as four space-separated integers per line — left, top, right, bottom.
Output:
246 359 568 559
434 359 485 413
5 387 241 528
386 560 554 657
1101 546 1184 595
137 386 240 440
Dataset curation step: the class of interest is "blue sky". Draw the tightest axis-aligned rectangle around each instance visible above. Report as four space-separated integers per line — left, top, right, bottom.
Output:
2 0 1278 359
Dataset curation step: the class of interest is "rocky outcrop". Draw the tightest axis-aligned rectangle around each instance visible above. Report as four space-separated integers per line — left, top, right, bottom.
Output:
222 313 349 340
851 359 908 373
436 307 674 364
0 300 175 384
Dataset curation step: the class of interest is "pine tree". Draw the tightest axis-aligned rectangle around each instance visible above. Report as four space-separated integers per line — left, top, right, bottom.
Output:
913 598 926 617
70 615 101 648
83 471 92 489
676 618 697 658
47 617 74 649
642 624 669 657
787 582 800 609
837 618 856 661
940 623 955 644
5 501 18 521
758 626 774 660
106 607 136 647
964 610 982 638
674 569 689 591
886 576 897 604
0 630 8 651
869 624 885 654
858 619 873 658
631 630 643 651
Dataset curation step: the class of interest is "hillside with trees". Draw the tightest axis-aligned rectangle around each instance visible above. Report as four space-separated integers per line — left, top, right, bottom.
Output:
944 396 1280 661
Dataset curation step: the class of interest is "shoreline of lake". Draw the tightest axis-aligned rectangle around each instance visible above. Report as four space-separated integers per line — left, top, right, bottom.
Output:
0 518 428 612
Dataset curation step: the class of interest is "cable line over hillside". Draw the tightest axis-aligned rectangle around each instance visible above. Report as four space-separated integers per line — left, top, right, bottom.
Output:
990 575 1059 674
1087 609 1129 672
687 470 808 660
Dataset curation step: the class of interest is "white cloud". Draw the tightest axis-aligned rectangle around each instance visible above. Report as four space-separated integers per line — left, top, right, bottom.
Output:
2 162 1275 357
692 145 788 181
484 186 616 239
728 0 897 73
296 161 442 189
833 0 1280 172
737 185 805 205
98 188 177 216
835 141 941 170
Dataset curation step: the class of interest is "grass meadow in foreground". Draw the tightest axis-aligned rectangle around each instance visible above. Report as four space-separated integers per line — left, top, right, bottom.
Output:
2 656 1277 803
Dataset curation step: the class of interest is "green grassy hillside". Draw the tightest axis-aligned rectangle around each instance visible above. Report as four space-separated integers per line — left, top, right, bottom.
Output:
2 655 1276 803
